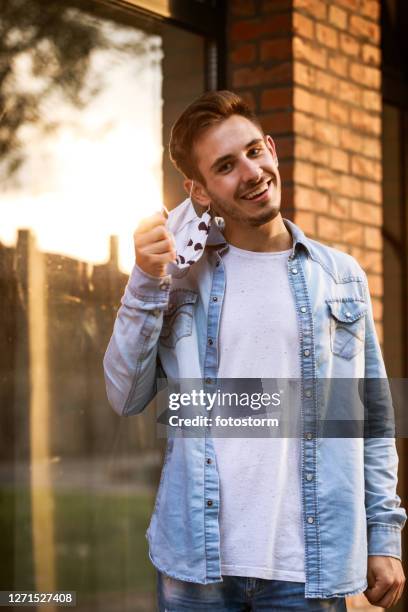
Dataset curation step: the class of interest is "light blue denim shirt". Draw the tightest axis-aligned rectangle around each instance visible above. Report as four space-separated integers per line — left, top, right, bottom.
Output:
103 198 406 599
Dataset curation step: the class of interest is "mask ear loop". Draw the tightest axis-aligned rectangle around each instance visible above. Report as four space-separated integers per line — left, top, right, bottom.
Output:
190 180 211 216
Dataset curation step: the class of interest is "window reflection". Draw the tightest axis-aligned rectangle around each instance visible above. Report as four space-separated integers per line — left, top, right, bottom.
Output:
0 2 205 609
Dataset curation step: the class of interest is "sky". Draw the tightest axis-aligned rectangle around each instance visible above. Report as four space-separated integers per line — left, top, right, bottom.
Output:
1 19 163 274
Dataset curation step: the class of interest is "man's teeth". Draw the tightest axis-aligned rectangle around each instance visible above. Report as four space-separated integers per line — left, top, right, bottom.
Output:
243 181 270 199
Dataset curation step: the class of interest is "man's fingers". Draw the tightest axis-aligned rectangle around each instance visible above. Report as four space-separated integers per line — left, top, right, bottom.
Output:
136 212 167 233
135 224 169 246
139 238 175 256
372 583 400 609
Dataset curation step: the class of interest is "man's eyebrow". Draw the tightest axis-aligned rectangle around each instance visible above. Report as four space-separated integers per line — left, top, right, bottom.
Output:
210 138 264 171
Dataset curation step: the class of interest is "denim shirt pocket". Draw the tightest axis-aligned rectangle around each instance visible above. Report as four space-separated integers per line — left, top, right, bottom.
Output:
327 298 368 360
160 289 198 349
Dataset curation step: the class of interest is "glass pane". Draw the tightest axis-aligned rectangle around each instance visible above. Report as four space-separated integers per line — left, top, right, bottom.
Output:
0 2 205 609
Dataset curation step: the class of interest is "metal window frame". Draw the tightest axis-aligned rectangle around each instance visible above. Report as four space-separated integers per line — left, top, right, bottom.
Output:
97 0 227 90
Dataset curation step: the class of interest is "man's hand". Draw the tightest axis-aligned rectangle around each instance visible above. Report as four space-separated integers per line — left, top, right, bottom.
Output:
134 212 176 278
365 556 405 608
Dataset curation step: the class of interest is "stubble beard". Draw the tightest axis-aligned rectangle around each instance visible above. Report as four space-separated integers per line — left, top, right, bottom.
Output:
208 188 281 228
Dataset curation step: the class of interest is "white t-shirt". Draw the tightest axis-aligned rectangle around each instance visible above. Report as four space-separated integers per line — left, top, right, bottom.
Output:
213 244 305 582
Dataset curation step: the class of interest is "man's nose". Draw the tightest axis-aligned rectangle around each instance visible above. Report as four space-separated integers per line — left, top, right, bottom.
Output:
240 157 262 184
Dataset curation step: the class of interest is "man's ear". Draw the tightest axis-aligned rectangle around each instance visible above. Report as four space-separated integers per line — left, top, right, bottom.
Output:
265 135 279 167
183 178 211 210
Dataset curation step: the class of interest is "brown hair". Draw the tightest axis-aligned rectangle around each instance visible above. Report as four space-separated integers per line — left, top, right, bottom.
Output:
169 90 263 184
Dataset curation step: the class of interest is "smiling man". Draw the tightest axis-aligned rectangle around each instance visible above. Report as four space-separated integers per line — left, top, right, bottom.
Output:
103 90 406 611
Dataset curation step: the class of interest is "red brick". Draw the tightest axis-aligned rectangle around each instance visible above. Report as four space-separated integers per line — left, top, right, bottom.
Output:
294 161 315 187
231 44 257 65
328 100 349 125
363 180 382 204
316 167 338 192
314 70 338 96
350 63 381 89
339 175 363 198
293 12 314 39
362 44 381 66
362 90 381 113
328 55 348 77
351 201 382 225
293 36 328 69
294 88 327 118
261 111 292 134
364 226 383 250
295 138 330 165
317 216 342 241
274 136 294 159
293 0 327 20
340 128 364 154
350 247 382 273
335 0 359 9
231 0 256 16
349 15 380 44
294 111 314 138
330 196 350 218
342 221 364 246
351 155 382 181
295 210 316 235
340 33 360 57
350 109 381 136
362 136 382 160
337 80 362 106
366 273 383 297
294 185 329 212
261 0 292 12
261 87 292 111
233 67 261 88
260 38 292 61
360 0 380 21
330 149 349 173
316 23 339 49
278 160 294 182
314 120 340 146
329 5 347 30
294 63 317 88
231 14 292 41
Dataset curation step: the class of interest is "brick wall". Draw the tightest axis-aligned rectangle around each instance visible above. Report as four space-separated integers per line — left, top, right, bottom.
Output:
227 0 383 341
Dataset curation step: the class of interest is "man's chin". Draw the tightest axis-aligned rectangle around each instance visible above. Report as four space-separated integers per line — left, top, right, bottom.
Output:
246 202 281 227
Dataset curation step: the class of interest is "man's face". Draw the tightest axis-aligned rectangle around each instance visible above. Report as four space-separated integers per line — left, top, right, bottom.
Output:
193 115 281 227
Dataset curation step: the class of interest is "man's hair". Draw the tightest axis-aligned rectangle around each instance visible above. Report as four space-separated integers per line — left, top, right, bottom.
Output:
169 90 263 184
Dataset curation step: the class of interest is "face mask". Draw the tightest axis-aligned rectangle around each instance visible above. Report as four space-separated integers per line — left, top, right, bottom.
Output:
164 181 213 272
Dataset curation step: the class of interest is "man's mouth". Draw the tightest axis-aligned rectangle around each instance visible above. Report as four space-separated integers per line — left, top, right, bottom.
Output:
241 178 273 201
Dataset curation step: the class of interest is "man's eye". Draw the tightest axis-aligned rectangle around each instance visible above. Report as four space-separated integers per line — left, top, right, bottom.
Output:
218 162 232 173
249 147 262 156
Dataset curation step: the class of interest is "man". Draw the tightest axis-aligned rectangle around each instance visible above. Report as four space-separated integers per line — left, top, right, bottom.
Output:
103 90 406 610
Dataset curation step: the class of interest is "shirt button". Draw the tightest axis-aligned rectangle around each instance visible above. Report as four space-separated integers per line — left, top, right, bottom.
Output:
305 389 312 398
159 281 169 290
305 432 313 440
291 268 298 275
207 500 213 507
206 458 212 465
304 349 310 357
205 377 213 385
208 338 213 346
345 311 352 318
152 308 161 317
212 296 218 302
307 516 314 524
306 473 313 481
300 306 307 313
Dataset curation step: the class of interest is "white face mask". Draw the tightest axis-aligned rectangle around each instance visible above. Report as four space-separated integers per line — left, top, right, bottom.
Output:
165 181 213 271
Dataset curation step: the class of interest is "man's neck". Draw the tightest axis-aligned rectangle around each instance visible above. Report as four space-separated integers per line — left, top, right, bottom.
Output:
224 214 292 253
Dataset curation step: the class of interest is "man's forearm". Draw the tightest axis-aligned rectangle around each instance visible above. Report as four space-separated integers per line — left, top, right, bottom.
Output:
103 263 170 416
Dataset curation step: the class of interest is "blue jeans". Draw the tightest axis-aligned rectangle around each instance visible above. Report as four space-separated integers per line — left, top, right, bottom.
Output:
157 572 347 611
